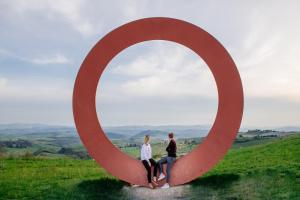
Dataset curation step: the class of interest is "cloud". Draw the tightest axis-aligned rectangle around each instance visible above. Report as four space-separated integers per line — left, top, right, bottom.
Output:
0 48 71 65
0 77 7 88
30 54 71 65
0 0 147 37
1 0 95 37
42 0 95 37
107 41 217 99
232 11 300 103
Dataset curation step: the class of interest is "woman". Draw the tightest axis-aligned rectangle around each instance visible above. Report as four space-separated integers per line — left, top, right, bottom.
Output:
141 135 158 188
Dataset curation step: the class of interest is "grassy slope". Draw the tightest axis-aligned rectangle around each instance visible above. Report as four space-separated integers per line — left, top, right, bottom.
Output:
190 135 300 199
0 135 299 200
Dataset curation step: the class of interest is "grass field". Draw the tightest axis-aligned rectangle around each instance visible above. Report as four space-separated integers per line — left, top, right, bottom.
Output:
0 135 299 199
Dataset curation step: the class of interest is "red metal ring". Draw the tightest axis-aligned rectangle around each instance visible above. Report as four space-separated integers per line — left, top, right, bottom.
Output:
73 17 244 186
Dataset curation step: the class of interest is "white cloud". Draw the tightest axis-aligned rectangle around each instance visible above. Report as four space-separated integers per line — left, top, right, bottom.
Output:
107 41 217 99
1 0 95 37
30 54 71 65
0 48 71 65
0 78 7 88
231 10 300 103
0 0 147 37
44 0 94 37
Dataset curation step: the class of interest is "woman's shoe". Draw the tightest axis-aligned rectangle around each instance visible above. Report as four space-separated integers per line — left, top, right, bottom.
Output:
153 176 157 182
152 179 158 186
148 183 154 189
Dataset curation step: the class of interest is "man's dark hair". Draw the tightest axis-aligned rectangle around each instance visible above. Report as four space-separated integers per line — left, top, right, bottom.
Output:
168 132 174 139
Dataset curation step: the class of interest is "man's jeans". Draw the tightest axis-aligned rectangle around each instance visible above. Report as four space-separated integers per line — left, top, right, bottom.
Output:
158 156 176 183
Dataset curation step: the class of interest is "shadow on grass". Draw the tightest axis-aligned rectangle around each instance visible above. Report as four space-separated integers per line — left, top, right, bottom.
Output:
191 173 240 189
76 178 128 200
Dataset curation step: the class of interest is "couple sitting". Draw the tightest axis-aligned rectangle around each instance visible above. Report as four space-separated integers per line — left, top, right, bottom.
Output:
140 132 176 189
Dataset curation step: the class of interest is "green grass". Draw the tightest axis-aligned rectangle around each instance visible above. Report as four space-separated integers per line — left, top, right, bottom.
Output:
210 135 300 174
0 158 127 199
0 135 299 199
189 135 300 199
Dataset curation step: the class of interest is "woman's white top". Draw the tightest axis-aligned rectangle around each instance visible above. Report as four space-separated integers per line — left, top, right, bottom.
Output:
140 143 152 161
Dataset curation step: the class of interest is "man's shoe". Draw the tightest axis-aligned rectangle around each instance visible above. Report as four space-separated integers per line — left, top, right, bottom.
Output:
158 173 165 181
160 183 170 189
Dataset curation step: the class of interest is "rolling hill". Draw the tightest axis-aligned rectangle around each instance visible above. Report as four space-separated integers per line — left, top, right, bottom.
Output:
130 130 169 139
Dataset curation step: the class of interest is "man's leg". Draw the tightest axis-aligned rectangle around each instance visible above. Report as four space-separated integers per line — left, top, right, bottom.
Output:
158 157 167 174
166 157 175 183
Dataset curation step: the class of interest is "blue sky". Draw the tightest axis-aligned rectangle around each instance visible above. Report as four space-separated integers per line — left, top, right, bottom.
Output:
0 0 299 128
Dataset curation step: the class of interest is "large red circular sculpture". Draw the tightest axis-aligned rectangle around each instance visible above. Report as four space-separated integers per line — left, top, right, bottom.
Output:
73 17 243 186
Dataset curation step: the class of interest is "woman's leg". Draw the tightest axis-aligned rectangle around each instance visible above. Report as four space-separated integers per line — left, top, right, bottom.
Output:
142 160 151 183
149 158 158 178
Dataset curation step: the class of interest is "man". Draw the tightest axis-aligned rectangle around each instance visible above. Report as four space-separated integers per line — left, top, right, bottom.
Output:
157 132 177 189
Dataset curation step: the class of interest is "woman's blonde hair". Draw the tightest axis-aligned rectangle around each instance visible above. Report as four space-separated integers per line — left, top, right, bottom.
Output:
144 135 150 144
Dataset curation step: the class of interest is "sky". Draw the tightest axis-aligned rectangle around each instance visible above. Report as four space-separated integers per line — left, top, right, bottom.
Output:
0 0 299 128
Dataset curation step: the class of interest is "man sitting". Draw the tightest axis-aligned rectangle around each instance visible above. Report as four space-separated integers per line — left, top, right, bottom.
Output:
157 132 177 189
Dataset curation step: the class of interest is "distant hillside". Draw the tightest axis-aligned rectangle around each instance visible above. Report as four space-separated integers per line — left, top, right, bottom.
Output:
0 123 67 130
0 123 76 135
105 132 126 139
0 124 210 139
0 139 32 148
274 126 300 132
239 129 298 138
104 125 210 138
1 123 300 140
130 130 169 139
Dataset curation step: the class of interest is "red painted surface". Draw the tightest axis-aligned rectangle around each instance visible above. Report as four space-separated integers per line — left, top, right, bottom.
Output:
73 17 244 186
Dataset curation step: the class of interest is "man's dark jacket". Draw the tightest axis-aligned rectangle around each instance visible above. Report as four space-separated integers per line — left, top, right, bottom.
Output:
166 139 177 157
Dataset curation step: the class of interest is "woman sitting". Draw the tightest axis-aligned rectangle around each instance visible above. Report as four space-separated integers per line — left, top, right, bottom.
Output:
140 135 158 188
